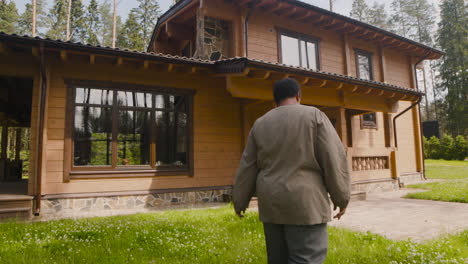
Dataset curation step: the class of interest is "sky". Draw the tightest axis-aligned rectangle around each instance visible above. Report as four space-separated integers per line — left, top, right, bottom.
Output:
12 0 441 21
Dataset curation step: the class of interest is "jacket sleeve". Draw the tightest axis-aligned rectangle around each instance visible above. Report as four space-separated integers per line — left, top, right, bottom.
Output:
232 128 258 213
315 111 351 209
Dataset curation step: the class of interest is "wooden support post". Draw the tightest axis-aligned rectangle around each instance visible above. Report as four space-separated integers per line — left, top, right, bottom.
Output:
412 106 423 173
15 128 21 161
383 113 394 148
337 107 348 147
343 34 351 76
379 45 386 83
1 124 8 160
390 150 399 180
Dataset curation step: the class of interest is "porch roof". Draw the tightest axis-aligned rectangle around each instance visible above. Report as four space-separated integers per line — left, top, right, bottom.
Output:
216 57 424 99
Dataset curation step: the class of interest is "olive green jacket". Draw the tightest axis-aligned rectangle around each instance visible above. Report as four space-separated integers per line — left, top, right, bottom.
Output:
233 104 350 225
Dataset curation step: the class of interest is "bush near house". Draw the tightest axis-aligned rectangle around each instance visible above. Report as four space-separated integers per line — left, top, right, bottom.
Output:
424 135 468 160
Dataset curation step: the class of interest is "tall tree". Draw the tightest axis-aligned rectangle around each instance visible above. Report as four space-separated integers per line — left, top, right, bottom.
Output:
389 0 412 38
17 0 46 36
349 0 370 22
84 0 100 45
69 0 86 42
135 0 160 47
116 9 144 51
367 2 390 30
437 0 468 136
99 0 113 47
406 0 436 45
0 0 19 34
45 0 68 40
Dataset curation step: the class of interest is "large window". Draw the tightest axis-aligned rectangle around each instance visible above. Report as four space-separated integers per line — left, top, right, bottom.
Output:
355 49 373 80
67 81 193 177
279 31 320 70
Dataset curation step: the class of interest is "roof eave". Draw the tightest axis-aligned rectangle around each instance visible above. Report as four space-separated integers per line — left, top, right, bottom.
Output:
147 0 196 52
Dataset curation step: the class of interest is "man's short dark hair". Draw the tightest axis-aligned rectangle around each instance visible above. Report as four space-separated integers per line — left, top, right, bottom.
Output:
273 78 301 105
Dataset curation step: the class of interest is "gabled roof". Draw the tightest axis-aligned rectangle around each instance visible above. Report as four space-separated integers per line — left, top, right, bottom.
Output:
0 32 423 99
149 0 443 59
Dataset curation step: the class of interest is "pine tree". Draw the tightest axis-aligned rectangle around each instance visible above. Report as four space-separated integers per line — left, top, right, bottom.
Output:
0 0 19 34
69 0 86 42
85 0 100 45
349 0 370 22
98 0 122 47
367 2 390 30
389 0 412 37
116 9 144 51
45 0 68 40
135 0 160 47
437 0 468 136
406 0 436 45
17 0 46 36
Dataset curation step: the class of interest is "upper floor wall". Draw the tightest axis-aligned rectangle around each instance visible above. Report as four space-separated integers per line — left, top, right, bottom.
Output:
150 0 443 89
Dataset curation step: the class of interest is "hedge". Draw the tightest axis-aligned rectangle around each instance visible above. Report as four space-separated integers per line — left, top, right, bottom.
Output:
423 135 468 161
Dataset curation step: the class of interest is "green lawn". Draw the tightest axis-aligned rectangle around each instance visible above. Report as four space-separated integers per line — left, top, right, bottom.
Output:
405 159 468 203
424 159 468 180
0 207 467 264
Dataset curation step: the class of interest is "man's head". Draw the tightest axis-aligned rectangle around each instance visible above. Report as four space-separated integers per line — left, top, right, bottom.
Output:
273 78 301 106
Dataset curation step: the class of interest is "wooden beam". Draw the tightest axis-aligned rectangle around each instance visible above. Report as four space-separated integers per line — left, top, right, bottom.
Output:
364 88 373 94
334 83 344 90
264 2 287 13
351 85 359 93
278 6 297 17
32 47 39 57
292 10 312 20
116 57 123 66
60 50 68 61
89 54 96 64
167 63 175 72
327 22 349 31
142 60 150 70
379 45 386 83
248 70 271 79
0 42 8 54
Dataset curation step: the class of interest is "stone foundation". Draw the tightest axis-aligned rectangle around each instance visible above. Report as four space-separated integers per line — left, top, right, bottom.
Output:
399 173 425 186
38 187 232 220
351 179 399 193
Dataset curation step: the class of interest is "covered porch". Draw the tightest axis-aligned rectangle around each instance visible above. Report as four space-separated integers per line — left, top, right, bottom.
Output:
216 58 424 189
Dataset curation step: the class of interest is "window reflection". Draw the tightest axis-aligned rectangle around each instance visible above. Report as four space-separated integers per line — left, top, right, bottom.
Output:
356 51 373 80
74 106 112 166
280 33 319 70
118 110 151 166
72 87 190 169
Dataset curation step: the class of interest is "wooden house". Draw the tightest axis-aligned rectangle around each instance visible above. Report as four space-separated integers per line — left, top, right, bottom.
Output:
0 0 443 219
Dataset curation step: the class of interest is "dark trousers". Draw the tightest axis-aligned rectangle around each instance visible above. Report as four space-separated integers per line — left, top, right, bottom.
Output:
263 223 328 264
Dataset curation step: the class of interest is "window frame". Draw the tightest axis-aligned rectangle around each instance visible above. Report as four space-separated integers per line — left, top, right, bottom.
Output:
63 79 195 180
360 112 378 129
354 48 374 81
277 28 321 70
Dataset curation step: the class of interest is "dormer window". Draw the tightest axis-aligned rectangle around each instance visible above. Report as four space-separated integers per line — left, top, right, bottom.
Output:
355 49 374 80
279 30 320 70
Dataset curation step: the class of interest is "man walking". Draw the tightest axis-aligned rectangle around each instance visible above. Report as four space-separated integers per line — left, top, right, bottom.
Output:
233 78 350 264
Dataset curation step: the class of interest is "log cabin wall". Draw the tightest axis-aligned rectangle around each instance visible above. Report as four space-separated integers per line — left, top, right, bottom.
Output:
40 58 242 195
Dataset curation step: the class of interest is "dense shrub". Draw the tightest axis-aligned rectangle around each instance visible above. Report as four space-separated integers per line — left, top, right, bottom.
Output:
423 135 468 160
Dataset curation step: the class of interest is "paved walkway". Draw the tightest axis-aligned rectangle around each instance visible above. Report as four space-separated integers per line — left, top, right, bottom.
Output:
329 189 468 242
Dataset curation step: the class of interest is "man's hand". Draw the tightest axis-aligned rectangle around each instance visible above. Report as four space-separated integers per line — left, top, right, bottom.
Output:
333 205 346 220
236 210 245 218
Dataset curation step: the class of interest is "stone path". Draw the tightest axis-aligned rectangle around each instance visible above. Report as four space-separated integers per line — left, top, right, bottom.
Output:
329 189 468 242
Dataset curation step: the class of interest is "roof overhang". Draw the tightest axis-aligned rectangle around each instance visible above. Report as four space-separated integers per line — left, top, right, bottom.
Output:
216 58 423 113
149 0 444 60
